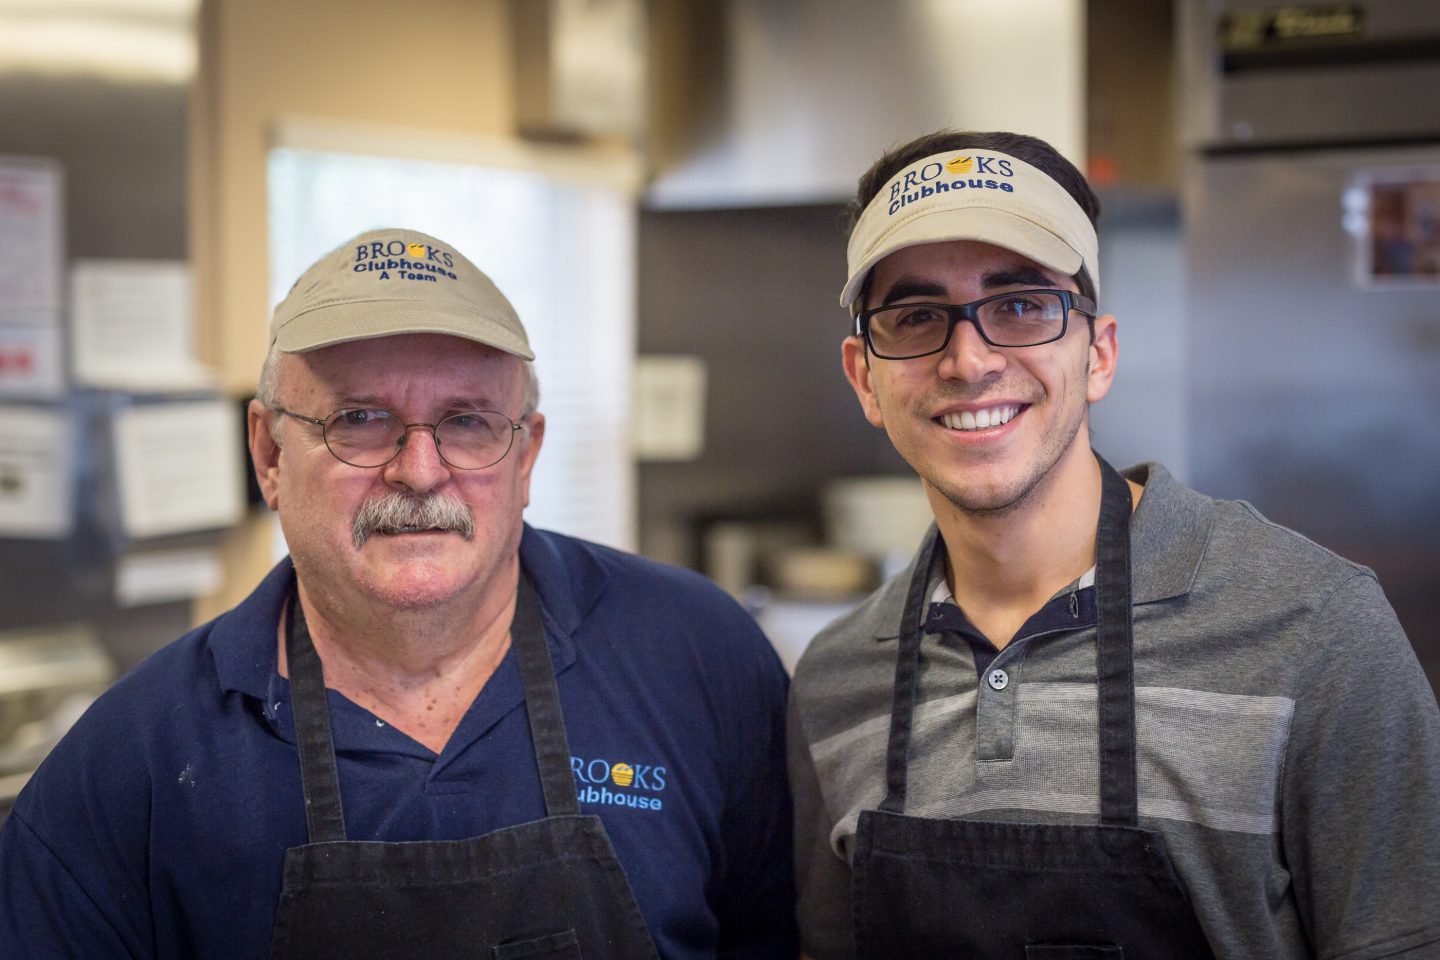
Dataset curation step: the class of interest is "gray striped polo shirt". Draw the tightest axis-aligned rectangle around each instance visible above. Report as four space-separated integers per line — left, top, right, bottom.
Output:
788 462 1440 960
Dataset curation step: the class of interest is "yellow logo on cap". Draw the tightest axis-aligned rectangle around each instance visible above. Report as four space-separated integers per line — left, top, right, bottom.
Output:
611 763 635 787
406 242 427 259
945 157 974 174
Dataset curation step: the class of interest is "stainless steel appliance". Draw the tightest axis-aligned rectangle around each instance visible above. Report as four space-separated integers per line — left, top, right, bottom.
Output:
1181 0 1440 689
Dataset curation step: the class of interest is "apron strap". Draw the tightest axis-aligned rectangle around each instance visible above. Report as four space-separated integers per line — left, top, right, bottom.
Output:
878 454 1140 827
510 573 582 818
879 526 943 814
286 588 349 844
1094 456 1138 826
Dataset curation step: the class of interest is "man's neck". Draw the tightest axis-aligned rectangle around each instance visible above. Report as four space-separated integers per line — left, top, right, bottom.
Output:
279 562 520 755
931 447 1136 650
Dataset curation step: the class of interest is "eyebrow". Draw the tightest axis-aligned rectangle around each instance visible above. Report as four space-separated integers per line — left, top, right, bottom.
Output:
981 266 1058 289
878 267 1061 307
331 395 501 412
879 280 949 306
335 394 386 408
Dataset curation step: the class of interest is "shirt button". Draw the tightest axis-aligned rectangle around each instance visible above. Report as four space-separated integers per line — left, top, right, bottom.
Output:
987 668 1009 691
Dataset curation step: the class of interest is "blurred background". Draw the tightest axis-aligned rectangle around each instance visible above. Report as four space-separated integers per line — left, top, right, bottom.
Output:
1 0 1437 812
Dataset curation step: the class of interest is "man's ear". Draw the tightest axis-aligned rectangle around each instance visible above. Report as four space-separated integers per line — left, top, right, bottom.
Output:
1086 314 1119 404
247 399 283 511
514 413 545 509
842 336 885 428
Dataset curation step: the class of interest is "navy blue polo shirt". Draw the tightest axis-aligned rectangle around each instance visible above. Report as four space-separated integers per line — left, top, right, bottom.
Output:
0 526 797 959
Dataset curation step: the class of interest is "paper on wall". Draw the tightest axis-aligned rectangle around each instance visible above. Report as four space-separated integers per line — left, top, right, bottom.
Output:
633 355 707 461
0 325 63 399
115 548 224 608
0 159 64 399
0 404 73 539
0 159 63 323
112 400 243 539
71 260 212 390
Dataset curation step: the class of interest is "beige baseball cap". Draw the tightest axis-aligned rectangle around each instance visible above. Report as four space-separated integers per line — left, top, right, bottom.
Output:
841 149 1099 311
269 228 534 360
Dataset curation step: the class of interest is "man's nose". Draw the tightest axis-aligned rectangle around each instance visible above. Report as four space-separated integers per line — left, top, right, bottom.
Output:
936 318 1007 381
382 424 450 492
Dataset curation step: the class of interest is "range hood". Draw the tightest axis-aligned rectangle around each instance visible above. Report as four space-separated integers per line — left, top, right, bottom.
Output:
643 0 1086 208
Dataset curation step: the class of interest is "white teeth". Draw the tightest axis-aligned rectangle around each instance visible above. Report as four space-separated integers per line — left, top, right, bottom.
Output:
941 405 1019 431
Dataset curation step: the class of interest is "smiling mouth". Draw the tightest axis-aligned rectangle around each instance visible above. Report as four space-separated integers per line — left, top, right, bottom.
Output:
937 404 1024 432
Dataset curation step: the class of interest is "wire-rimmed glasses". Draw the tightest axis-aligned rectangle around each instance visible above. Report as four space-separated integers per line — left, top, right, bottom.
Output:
274 407 524 470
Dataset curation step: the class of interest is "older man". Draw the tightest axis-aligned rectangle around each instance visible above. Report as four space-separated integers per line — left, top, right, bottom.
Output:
0 228 797 959
788 132 1440 959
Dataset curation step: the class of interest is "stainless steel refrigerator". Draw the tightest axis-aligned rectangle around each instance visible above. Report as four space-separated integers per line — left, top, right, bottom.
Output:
1180 0 1440 689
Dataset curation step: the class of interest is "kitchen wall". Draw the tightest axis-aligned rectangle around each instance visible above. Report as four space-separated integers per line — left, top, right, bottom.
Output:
0 4 201 813
0 7 194 670
636 203 910 569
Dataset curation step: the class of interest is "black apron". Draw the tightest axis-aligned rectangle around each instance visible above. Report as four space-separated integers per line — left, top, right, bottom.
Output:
267 574 660 960
851 456 1217 959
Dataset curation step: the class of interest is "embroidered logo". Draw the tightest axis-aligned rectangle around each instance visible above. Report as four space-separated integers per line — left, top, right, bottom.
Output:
351 238 459 282
571 755 668 812
887 154 1017 216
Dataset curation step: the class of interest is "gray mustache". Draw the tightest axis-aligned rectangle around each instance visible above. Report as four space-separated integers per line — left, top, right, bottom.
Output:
351 493 475 549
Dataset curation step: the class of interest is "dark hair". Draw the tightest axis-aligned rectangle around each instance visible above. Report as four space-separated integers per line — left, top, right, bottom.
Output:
849 130 1100 304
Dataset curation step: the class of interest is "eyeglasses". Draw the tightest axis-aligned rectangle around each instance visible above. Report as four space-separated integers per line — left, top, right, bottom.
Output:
855 289 1097 359
273 407 525 470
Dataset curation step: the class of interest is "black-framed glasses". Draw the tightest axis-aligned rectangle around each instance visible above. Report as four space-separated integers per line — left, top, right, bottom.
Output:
274 407 525 470
855 289 1098 359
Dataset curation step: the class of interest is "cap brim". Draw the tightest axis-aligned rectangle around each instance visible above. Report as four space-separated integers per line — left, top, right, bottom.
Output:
273 299 536 361
841 206 1085 310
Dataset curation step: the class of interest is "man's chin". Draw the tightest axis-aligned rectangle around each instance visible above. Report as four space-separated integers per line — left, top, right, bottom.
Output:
934 480 1035 517
358 575 469 611
346 551 474 603
922 455 1050 518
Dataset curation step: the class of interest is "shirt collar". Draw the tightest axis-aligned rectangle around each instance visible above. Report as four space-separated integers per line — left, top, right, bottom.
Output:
1125 461 1216 604
928 561 1095 608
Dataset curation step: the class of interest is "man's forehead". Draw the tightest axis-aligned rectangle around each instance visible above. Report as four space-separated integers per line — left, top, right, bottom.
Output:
871 239 1064 288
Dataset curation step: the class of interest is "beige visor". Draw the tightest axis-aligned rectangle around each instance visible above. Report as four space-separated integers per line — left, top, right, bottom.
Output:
841 149 1099 311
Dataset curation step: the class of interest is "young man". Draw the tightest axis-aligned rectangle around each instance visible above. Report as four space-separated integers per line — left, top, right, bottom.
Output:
788 131 1440 959
0 228 797 959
